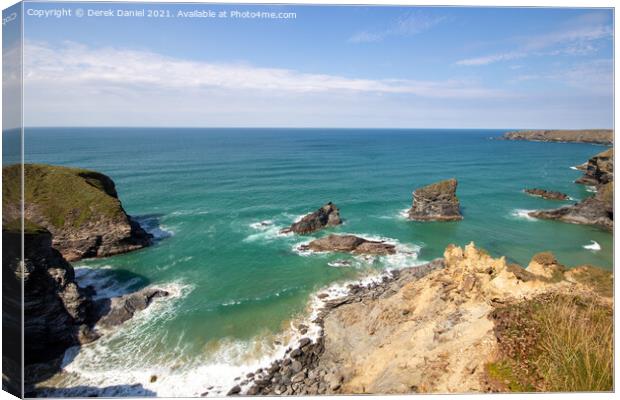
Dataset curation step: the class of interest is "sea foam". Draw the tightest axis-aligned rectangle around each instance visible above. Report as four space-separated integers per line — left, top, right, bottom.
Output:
583 241 601 251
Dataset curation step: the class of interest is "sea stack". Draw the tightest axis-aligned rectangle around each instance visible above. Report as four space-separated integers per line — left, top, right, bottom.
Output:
2 164 153 261
281 202 342 234
408 178 463 221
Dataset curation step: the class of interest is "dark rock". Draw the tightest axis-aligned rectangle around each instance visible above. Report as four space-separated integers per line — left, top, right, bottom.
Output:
280 202 341 234
524 188 569 200
227 385 241 395
96 288 169 328
298 234 396 255
575 149 613 186
529 182 613 231
408 178 463 221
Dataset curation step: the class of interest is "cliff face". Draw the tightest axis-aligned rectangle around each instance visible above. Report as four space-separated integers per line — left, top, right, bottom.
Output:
502 130 613 145
4 227 100 365
2 164 152 261
408 178 463 221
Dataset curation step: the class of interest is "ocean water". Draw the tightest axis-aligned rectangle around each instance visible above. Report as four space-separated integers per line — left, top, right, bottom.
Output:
7 128 613 396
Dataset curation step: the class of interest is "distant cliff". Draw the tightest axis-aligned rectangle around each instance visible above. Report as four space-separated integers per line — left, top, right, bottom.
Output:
502 130 612 145
2 164 152 261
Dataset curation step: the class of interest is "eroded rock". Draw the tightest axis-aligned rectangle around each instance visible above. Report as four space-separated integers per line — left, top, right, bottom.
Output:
408 179 463 221
299 234 396 255
281 202 341 234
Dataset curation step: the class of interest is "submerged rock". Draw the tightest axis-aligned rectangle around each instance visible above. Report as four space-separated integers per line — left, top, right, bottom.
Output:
524 188 569 200
2 164 152 261
299 234 395 255
281 202 342 234
408 178 463 221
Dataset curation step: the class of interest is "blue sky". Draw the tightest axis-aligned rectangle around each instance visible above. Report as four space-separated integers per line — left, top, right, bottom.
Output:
19 2 613 128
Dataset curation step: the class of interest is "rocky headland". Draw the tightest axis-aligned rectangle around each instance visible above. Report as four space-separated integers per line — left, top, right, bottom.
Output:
408 178 463 221
281 202 342 234
2 164 170 392
2 164 152 261
298 234 396 256
502 130 613 145
524 188 569 200
528 149 614 231
235 243 611 395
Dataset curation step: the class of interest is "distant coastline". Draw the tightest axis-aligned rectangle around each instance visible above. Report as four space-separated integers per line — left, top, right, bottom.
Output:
501 129 613 145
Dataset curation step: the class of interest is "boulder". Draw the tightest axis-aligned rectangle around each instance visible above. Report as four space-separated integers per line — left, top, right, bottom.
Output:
281 202 342 234
298 234 396 255
524 188 569 200
2 164 152 261
408 179 463 221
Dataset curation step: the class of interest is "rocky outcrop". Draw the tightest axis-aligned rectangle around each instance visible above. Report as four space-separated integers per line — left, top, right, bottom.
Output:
236 243 610 395
298 234 396 255
528 183 613 231
5 227 100 366
502 130 613 145
95 288 169 329
281 203 342 234
3 223 169 389
574 149 613 186
2 164 152 261
408 179 463 221
524 188 569 200
528 149 613 231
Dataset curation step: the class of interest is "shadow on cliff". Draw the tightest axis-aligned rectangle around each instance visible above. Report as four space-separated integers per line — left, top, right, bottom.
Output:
132 213 173 242
28 383 157 397
21 248 155 392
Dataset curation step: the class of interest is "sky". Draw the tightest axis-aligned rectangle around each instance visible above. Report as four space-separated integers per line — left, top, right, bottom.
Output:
13 2 615 128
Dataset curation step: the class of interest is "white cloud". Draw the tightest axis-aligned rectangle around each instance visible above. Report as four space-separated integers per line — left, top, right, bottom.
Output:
456 13 611 66
349 12 445 43
23 40 504 99
455 51 525 66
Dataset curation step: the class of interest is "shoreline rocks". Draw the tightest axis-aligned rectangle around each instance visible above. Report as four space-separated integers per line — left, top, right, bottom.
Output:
237 260 444 396
501 129 613 145
281 202 342 234
524 188 569 200
298 234 396 256
528 150 613 231
574 149 613 186
408 178 463 221
10 224 170 390
235 243 611 395
528 182 613 231
2 164 153 261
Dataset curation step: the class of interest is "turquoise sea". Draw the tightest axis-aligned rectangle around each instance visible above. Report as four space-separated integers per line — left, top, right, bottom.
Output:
7 128 613 396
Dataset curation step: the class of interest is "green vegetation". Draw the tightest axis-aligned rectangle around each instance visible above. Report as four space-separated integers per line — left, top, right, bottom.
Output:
2 164 125 230
488 292 613 392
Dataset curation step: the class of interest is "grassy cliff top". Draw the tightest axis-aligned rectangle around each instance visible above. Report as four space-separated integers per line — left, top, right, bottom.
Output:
2 164 126 230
